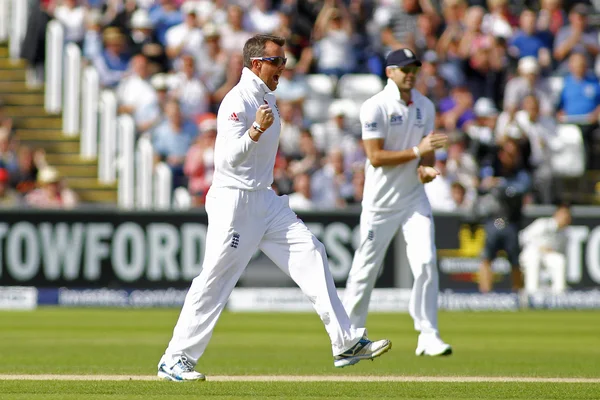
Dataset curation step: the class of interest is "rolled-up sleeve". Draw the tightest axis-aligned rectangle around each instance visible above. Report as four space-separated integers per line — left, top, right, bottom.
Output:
218 97 258 168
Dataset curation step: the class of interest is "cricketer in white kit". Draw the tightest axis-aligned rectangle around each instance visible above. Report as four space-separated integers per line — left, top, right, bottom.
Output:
520 203 571 294
157 34 391 382
342 49 452 357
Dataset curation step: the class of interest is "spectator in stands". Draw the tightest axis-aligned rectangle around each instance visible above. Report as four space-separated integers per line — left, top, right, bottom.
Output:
93 27 132 88
116 54 160 134
107 0 138 36
288 172 314 211
311 148 353 209
477 138 531 293
194 0 227 27
148 0 183 46
165 2 203 63
557 52 600 169
150 73 170 117
220 5 253 54
288 129 322 177
520 202 571 294
10 146 41 196
481 0 515 39
184 113 217 206
310 100 356 154
435 9 467 87
128 9 169 73
310 5 356 78
21 0 53 86
509 9 552 68
466 97 499 161
25 166 79 209
209 52 244 109
438 86 476 131
278 100 303 158
83 9 103 60
245 0 282 34
414 50 450 104
0 168 21 208
496 94 556 203
460 6 508 101
553 3 600 75
0 130 17 174
375 0 420 53
450 181 473 212
54 0 86 46
537 0 566 36
414 12 440 56
446 132 479 200
168 54 210 121
152 99 198 187
503 56 554 117
424 150 459 212
344 166 365 206
275 53 309 106
196 24 228 94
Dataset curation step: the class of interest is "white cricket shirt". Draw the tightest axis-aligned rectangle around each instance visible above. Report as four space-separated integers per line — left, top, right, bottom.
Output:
360 80 435 211
212 68 281 191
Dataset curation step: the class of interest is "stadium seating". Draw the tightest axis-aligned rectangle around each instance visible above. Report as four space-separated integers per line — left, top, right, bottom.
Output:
337 74 384 102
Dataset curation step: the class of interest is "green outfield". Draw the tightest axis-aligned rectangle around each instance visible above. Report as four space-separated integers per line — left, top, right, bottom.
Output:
1 309 599 399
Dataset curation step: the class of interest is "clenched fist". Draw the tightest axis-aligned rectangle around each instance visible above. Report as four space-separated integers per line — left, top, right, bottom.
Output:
417 132 448 156
255 104 274 131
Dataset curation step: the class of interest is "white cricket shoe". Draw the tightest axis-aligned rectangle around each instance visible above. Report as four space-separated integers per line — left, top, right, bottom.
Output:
334 335 392 368
415 333 452 357
157 355 206 382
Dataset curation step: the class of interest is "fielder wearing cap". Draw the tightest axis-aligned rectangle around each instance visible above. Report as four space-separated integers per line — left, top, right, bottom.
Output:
342 48 453 357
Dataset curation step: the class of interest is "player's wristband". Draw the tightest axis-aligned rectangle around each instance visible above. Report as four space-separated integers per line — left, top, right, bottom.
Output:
252 121 265 133
412 146 421 160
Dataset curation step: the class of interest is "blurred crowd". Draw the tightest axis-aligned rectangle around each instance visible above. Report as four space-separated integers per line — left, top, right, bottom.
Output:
14 0 600 211
0 100 79 209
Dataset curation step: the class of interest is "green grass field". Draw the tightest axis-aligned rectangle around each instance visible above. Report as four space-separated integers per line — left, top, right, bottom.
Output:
0 309 599 399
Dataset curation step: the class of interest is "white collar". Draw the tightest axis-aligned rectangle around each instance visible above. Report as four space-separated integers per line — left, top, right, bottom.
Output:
241 67 271 96
384 79 415 106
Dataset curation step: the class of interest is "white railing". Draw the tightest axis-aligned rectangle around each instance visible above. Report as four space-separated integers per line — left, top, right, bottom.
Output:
80 67 99 159
0 0 9 43
173 187 192 210
63 43 81 136
98 90 117 184
154 162 172 210
44 20 63 114
9 0 27 59
136 137 154 210
31 11 195 210
118 115 135 209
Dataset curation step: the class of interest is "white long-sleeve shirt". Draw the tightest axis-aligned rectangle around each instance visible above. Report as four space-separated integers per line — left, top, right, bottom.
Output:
212 68 281 191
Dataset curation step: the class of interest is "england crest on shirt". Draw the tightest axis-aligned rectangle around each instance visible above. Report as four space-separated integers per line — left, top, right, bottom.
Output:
415 107 424 127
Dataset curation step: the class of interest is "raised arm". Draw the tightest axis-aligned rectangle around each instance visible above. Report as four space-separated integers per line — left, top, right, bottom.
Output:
218 99 274 168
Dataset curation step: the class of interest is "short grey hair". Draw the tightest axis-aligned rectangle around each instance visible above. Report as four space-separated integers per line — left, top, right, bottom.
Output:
243 34 286 69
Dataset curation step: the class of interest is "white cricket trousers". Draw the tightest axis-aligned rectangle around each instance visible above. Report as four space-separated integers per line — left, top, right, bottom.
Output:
520 247 566 294
164 187 364 365
343 199 439 335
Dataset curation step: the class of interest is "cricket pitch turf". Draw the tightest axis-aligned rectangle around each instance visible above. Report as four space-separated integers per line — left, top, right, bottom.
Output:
0 308 598 399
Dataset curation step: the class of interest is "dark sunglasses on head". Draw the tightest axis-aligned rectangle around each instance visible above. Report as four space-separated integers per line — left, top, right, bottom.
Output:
251 56 287 67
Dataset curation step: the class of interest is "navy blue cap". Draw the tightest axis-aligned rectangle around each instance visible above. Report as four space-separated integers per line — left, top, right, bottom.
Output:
386 48 422 68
